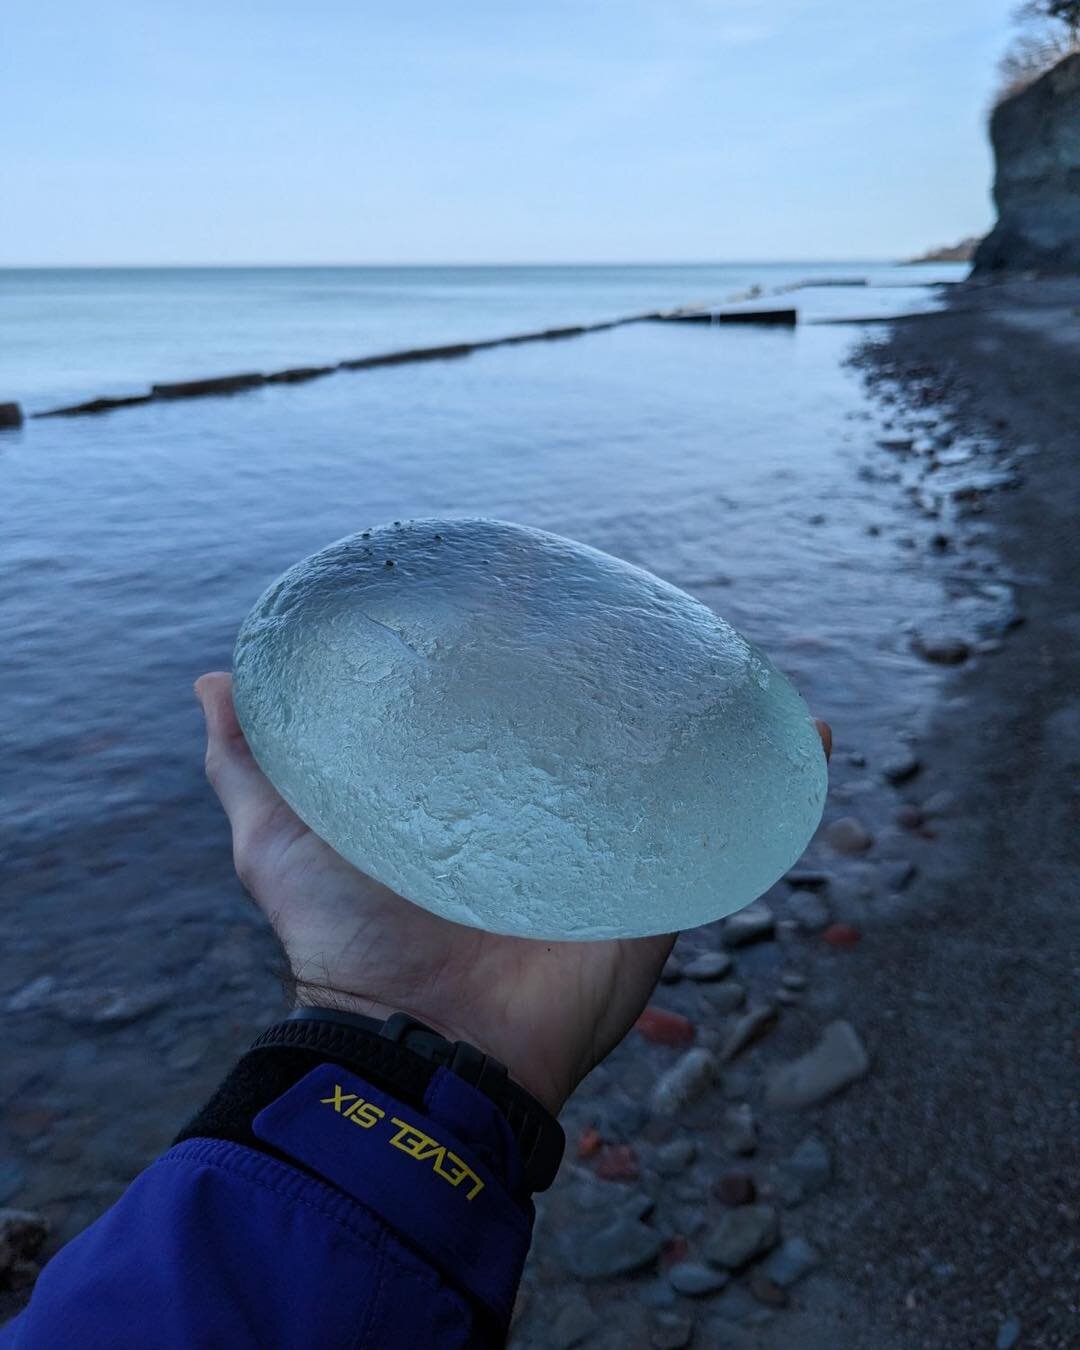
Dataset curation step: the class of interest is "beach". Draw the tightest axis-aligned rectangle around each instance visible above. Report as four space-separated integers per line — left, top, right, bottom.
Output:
1 270 1076 1345
509 281 1080 1350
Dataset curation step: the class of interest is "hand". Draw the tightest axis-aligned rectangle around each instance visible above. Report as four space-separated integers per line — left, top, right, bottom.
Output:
196 672 830 1116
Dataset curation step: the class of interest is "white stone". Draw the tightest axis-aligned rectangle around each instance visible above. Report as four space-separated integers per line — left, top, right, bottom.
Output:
766 1021 870 1108
234 519 828 939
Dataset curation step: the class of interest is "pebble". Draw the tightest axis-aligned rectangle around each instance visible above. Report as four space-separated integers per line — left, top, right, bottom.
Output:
787 891 831 932
776 988 801 1006
0 1209 49 1280
550 1296 602 1348
882 860 916 892
748 1275 788 1308
921 789 957 818
722 903 775 947
4 976 57 1014
766 1021 870 1109
661 1236 689 1266
681 951 734 982
668 1261 729 1296
650 1312 694 1348
996 1316 1022 1349
720 1005 778 1062
636 1007 696 1048
703 1204 780 1270
822 923 862 949
882 753 921 785
847 751 867 767
822 816 873 854
715 1171 756 1206
594 1144 640 1182
896 804 924 830
5 979 174 1025
911 634 971 665
705 982 747 1014
652 1139 697 1177
577 1127 602 1161
567 1215 665 1280
651 1049 718 1116
784 868 829 888
719 1103 757 1156
780 972 807 991
761 1236 821 1287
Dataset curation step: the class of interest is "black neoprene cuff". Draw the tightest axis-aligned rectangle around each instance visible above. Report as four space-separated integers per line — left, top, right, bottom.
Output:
174 1012 564 1196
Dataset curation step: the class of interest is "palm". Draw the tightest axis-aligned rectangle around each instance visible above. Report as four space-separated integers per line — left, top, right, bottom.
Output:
198 673 673 1114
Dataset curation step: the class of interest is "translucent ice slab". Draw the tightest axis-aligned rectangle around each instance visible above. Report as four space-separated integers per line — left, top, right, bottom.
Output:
233 519 827 939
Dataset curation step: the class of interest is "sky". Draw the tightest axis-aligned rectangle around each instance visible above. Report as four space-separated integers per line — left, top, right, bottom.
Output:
1 0 1018 265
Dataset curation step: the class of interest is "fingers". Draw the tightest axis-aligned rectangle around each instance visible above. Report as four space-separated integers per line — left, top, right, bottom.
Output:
195 672 282 861
814 718 832 763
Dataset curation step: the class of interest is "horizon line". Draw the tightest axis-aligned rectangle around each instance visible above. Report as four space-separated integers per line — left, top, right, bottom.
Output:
0 256 925 271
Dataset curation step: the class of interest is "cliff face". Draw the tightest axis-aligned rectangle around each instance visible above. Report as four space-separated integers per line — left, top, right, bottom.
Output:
974 52 1080 274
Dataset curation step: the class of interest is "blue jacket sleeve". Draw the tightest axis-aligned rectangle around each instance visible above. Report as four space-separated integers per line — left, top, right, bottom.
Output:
0 1059 534 1349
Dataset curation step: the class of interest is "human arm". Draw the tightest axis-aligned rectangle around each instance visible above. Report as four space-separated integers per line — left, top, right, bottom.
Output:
1 674 828 1348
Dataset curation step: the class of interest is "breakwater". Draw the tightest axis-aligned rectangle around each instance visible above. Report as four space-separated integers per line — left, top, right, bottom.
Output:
21 303 819 423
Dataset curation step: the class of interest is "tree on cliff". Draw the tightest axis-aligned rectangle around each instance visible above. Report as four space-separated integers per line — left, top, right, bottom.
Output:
998 2 1080 100
1032 2 1080 38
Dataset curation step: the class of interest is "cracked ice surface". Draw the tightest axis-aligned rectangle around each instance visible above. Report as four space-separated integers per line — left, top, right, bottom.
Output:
232 518 827 939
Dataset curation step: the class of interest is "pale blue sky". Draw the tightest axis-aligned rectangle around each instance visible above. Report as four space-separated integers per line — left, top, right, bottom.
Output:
2 0 1016 265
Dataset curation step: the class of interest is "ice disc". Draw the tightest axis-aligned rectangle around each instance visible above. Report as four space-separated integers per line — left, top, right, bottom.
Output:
232 518 827 939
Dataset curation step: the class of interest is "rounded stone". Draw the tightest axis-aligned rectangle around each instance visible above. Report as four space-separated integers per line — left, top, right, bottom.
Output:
233 519 828 939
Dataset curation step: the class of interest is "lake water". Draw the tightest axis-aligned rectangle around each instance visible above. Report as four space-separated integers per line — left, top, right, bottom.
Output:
3 262 961 410
0 262 981 1245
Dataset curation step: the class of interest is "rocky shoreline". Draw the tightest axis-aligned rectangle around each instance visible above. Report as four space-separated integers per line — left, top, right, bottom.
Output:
507 281 1080 1350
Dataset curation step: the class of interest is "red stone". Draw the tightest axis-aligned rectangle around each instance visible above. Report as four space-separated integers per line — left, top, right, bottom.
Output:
714 1170 757 1206
594 1144 641 1181
635 1006 695 1047
576 1126 602 1160
749 1275 789 1307
823 923 862 949
661 1235 689 1266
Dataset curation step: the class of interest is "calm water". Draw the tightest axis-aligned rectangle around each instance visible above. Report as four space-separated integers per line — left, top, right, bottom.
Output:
2 262 962 409
0 262 983 1240
2 262 966 845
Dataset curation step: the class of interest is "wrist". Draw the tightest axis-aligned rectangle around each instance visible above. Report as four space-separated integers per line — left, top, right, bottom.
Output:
292 981 569 1116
